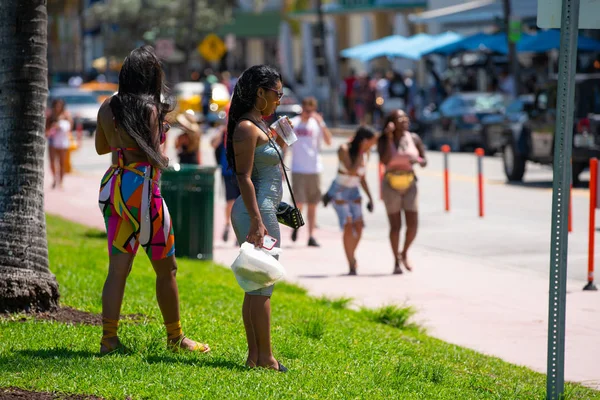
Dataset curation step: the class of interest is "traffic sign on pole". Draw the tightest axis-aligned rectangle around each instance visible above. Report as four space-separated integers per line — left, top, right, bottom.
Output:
197 34 227 63
537 0 600 29
544 0 580 398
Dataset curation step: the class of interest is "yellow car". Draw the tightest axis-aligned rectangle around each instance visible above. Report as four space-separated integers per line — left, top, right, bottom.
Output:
172 81 230 125
79 82 119 104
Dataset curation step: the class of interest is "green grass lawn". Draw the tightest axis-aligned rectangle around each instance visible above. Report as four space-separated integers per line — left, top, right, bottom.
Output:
0 215 597 399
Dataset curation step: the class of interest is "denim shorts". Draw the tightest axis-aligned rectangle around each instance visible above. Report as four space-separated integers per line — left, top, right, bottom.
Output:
247 284 275 297
330 181 363 229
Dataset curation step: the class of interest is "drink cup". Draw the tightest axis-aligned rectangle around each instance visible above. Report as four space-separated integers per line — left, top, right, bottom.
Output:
270 116 297 146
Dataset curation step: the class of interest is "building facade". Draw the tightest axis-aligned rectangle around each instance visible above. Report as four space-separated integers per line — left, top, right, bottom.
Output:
47 0 84 82
285 0 427 116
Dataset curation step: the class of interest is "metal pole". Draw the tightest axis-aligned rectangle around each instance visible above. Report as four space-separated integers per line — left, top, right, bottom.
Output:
188 0 196 77
502 0 521 95
316 0 338 126
585 158 598 291
546 0 580 398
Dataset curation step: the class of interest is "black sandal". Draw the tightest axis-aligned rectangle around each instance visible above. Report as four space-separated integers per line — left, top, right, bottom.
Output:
393 257 403 275
277 360 288 372
349 259 357 276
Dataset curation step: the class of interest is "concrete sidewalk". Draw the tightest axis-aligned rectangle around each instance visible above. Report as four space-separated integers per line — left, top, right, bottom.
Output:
44 158 600 389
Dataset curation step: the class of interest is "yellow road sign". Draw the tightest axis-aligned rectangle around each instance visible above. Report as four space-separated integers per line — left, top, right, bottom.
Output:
197 34 227 62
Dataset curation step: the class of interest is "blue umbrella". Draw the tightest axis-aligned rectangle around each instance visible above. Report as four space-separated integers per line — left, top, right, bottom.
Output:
353 35 414 62
340 35 409 60
423 32 497 55
517 29 600 53
353 32 463 61
462 32 509 54
379 33 438 60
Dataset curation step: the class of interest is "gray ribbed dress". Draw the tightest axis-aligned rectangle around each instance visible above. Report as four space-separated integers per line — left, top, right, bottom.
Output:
231 121 283 296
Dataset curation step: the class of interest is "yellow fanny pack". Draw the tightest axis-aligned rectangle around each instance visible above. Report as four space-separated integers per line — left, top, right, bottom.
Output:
386 171 415 192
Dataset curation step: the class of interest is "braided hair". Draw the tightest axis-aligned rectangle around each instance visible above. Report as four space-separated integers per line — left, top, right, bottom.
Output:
226 65 281 173
110 45 174 169
349 126 376 165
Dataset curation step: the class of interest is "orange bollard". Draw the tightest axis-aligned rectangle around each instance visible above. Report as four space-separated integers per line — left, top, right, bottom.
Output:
585 158 599 291
441 145 451 212
475 148 485 217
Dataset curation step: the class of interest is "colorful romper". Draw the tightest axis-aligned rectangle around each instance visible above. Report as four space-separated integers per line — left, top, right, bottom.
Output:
98 147 175 260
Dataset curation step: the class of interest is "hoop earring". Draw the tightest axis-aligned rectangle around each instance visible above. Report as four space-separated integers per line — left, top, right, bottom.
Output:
253 96 268 112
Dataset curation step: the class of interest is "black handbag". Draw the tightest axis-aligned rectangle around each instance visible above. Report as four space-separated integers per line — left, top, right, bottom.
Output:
268 138 305 230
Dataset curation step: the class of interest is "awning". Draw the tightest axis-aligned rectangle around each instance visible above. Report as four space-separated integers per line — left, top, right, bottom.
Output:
289 0 427 20
409 0 537 26
217 11 280 38
423 29 600 55
340 35 410 61
409 0 496 23
518 29 600 53
340 32 463 61
423 32 494 55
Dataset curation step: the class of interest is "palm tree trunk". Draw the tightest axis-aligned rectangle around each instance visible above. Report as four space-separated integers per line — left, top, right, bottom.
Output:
0 0 60 313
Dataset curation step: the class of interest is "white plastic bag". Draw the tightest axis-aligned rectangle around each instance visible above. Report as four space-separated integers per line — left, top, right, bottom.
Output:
230 242 285 292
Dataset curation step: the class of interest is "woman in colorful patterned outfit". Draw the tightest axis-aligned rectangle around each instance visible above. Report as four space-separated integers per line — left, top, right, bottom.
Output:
95 46 209 355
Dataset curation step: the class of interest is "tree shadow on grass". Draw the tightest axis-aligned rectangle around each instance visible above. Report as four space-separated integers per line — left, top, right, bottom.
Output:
144 355 248 371
3 351 251 375
83 229 107 239
16 348 98 360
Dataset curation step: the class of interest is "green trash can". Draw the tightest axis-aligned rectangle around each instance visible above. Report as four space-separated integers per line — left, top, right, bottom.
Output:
160 165 217 260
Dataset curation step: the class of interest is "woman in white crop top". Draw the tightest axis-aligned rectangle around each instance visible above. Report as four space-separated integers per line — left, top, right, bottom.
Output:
377 109 427 274
323 127 377 275
45 98 73 189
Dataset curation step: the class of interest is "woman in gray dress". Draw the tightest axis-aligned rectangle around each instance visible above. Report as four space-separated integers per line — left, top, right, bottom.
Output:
226 65 288 372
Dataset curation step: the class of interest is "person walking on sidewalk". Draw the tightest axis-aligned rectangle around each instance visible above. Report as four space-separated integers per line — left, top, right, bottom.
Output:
328 127 377 275
95 46 210 355
377 109 427 274
227 65 288 372
289 97 332 247
175 110 202 165
45 98 73 189
211 123 240 244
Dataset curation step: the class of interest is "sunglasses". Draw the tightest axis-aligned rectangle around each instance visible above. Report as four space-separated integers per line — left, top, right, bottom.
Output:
265 87 284 100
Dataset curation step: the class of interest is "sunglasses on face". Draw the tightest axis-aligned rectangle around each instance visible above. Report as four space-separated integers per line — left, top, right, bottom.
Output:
265 87 284 100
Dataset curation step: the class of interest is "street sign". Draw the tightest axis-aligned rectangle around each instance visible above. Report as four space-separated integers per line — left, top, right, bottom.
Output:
508 17 522 43
537 0 600 29
197 34 227 63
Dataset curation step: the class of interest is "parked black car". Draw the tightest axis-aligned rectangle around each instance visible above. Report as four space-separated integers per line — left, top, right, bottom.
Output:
419 92 508 153
497 76 600 183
